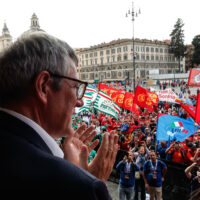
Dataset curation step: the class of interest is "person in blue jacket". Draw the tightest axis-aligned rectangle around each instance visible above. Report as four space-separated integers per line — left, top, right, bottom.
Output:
116 152 140 200
143 151 167 200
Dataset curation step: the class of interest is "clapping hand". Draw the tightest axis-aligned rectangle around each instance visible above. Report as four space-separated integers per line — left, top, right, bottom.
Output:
63 123 119 182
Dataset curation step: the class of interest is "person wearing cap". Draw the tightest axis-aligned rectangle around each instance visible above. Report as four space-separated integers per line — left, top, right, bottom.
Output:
185 162 200 196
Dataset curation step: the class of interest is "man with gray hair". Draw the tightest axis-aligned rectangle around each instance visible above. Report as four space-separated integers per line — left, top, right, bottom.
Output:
0 32 118 199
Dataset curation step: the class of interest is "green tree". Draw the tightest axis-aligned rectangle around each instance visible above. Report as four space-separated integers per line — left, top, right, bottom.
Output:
192 35 200 67
170 18 186 72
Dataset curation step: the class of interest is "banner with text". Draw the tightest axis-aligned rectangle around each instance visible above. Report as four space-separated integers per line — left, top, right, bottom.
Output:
156 88 178 103
94 91 121 119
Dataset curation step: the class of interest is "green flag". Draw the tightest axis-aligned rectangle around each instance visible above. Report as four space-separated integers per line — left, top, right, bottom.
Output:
94 91 121 119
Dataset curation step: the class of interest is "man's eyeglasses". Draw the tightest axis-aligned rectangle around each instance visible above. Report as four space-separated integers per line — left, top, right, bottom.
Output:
50 73 88 100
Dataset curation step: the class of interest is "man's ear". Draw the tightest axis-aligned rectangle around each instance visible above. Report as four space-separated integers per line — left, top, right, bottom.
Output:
34 71 51 104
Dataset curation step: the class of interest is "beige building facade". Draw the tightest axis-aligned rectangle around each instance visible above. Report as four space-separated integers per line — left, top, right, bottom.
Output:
0 23 12 52
76 38 185 83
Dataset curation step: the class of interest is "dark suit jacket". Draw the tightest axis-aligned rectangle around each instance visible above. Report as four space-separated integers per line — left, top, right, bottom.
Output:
0 111 112 199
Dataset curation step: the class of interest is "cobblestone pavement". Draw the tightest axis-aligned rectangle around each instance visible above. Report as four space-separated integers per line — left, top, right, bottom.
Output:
106 180 151 200
106 181 118 200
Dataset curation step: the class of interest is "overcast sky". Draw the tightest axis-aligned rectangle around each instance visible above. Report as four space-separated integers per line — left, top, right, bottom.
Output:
0 0 199 48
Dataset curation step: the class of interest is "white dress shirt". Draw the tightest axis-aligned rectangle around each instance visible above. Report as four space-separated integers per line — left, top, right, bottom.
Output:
0 107 64 158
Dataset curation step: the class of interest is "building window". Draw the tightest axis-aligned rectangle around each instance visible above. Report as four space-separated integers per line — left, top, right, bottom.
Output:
107 57 110 63
151 48 154 52
106 50 110 55
112 66 116 70
112 56 115 62
86 60 88 65
141 54 145 60
131 45 133 51
124 54 128 61
151 55 154 61
156 56 159 61
90 73 94 79
100 51 104 56
81 74 85 80
155 48 159 53
90 53 93 57
95 59 98 64
123 46 128 52
160 48 163 53
136 46 140 52
118 72 122 77
130 53 133 60
141 70 145 78
141 46 145 52
160 56 163 61
117 66 122 69
136 54 140 60
117 47 121 53
146 55 150 60
111 71 117 78
94 52 98 57
82 55 84 59
85 54 88 58
82 61 84 66
117 55 121 61
90 60 93 65
146 47 149 52
111 49 115 54
100 58 103 65
107 72 110 78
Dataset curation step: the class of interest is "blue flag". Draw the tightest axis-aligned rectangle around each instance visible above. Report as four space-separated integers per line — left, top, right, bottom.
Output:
157 115 198 142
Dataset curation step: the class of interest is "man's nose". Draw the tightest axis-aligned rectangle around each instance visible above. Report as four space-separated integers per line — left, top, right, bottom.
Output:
76 99 84 107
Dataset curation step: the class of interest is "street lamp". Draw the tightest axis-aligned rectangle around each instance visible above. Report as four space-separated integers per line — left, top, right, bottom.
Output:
126 2 141 92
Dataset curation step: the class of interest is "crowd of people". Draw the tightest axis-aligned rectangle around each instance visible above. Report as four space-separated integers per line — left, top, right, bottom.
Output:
69 92 200 200
1 30 200 200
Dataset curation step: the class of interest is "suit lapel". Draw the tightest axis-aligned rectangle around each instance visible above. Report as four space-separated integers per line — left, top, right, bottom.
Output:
0 111 53 155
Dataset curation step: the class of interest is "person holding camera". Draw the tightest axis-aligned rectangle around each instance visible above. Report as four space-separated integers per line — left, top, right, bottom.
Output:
132 145 150 200
186 143 200 165
116 152 140 200
185 162 200 196
165 141 186 164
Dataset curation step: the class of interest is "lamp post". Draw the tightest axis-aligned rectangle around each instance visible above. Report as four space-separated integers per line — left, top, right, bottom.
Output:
126 2 141 92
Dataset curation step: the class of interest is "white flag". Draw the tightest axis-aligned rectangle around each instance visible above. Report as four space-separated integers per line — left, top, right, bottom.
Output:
94 91 121 119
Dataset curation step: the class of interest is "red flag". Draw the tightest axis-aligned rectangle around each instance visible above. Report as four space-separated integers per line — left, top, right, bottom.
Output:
121 92 140 115
180 103 196 119
98 83 126 107
187 69 200 87
111 91 125 107
98 83 119 96
133 86 158 112
195 91 200 123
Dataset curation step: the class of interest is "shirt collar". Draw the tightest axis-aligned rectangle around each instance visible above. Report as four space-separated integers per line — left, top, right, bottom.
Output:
0 107 64 158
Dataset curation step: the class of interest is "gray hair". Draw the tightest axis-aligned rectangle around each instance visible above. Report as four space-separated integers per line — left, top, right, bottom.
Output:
0 31 78 106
